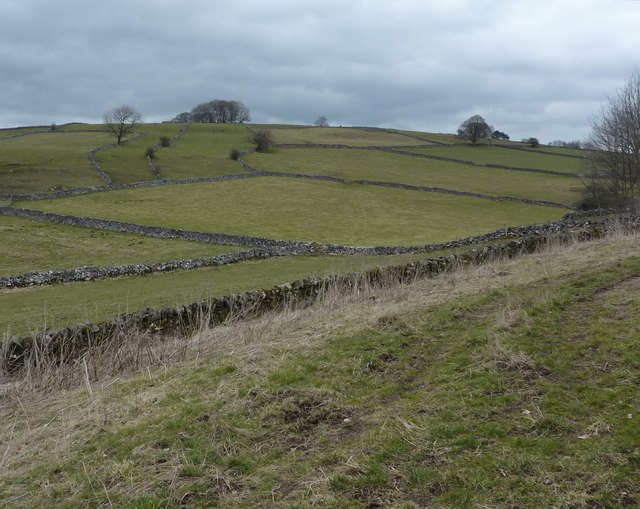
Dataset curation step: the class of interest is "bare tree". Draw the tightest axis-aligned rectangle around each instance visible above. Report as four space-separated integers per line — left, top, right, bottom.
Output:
457 115 492 145
314 115 329 127
103 105 142 144
586 70 640 209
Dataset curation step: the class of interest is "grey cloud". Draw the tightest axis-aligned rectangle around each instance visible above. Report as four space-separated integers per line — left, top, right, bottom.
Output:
1 0 639 142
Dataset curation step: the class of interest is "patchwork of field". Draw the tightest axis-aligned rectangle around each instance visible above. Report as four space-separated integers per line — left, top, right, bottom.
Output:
154 123 253 179
0 131 112 194
93 123 181 183
266 126 433 146
0 250 438 335
406 144 587 174
16 178 565 246
0 215 241 276
1 123 590 335
245 148 583 204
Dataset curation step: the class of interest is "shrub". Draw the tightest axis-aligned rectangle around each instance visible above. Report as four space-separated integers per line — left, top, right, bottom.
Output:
145 147 155 160
159 135 171 147
230 148 241 160
251 129 274 153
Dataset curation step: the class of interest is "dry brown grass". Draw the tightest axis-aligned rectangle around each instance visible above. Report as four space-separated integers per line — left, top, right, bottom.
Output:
1 229 639 494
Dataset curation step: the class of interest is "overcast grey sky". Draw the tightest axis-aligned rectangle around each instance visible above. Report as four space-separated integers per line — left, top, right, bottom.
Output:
1 0 639 141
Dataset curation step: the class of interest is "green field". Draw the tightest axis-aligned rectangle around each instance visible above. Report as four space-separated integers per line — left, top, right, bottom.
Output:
0 131 112 194
154 123 253 179
246 148 583 204
407 144 588 174
16 178 565 246
2 234 638 507
1 250 438 335
267 127 433 146
94 123 182 183
1 122 588 339
0 215 242 276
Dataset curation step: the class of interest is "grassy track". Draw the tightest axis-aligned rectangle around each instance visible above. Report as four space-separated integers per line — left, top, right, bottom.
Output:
267 127 432 146
0 251 438 335
0 131 112 194
407 144 587 174
94 123 183 183
16 178 566 246
1 234 638 507
154 123 253 179
0 215 242 276
246 148 583 205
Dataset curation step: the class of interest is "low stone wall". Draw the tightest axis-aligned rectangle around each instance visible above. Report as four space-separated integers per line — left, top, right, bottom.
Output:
0 206 316 251
86 133 146 185
0 172 261 202
380 147 580 178
0 248 291 289
3 221 625 374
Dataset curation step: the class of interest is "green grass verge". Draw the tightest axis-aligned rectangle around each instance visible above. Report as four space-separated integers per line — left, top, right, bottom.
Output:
94 123 183 183
2 237 639 507
16 178 566 246
267 127 433 146
154 123 253 179
1 251 438 335
407 144 588 174
246 148 583 205
0 131 113 194
0 215 242 276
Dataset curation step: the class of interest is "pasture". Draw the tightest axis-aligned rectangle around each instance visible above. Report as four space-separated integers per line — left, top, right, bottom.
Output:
0 214 241 276
245 147 583 205
15 177 565 246
0 131 112 194
1 250 437 335
2 231 638 508
263 126 432 146
408 144 588 174
154 123 253 179
1 122 589 337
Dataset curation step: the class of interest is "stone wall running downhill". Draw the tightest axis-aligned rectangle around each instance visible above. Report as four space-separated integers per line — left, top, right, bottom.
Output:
3 216 636 374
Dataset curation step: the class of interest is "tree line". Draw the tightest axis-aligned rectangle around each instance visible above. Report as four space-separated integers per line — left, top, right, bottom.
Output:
171 100 250 124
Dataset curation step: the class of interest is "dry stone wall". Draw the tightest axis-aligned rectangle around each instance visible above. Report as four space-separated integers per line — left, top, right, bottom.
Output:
2 214 637 374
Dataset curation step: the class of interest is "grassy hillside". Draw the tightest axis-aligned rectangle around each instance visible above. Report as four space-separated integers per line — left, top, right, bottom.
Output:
1 232 638 508
1 250 444 335
94 123 182 183
0 131 112 194
245 148 582 205
0 215 242 276
1 122 591 341
265 127 433 146
407 144 587 174
154 124 253 179
15 178 565 246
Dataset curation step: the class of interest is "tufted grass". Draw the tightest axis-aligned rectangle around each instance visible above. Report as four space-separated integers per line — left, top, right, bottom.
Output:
15 177 566 247
1 232 639 507
1 249 443 336
0 131 113 194
245 147 583 205
407 144 588 174
0 214 242 276
154 123 253 179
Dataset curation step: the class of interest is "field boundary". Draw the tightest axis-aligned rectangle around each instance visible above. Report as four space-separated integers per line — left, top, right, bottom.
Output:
2 213 634 374
0 248 291 289
0 206 612 288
